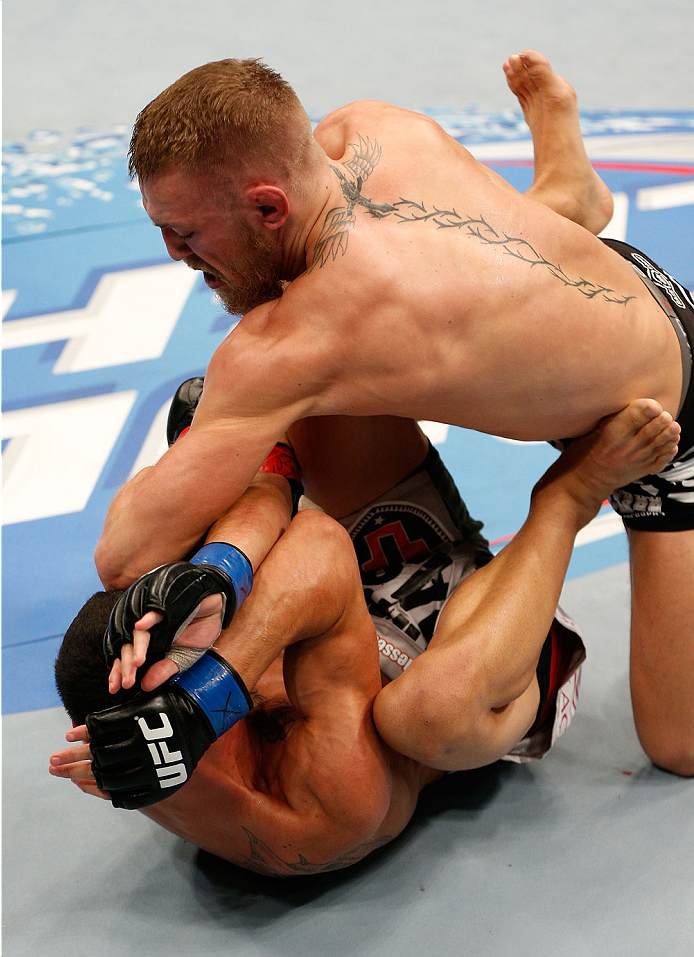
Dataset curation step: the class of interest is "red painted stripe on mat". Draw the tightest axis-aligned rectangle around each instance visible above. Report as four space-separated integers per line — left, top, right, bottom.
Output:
488 160 694 175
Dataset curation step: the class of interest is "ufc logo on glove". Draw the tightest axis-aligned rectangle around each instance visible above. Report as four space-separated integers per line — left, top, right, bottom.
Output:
88 650 253 809
135 712 189 789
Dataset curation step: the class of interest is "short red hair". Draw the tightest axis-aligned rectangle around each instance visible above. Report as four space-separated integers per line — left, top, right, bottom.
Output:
129 59 316 185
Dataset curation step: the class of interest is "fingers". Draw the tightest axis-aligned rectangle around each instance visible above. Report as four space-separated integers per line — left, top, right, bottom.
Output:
140 658 179 693
119 642 137 690
50 745 92 768
110 599 223 695
66 724 90 744
136 610 163 633
49 728 110 800
117 611 162 690
74 780 111 801
49 757 110 801
132 611 160 667
108 658 123 693
49 741 94 782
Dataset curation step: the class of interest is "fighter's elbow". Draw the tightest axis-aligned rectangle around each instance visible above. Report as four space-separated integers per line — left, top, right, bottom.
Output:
373 677 473 770
93 540 131 590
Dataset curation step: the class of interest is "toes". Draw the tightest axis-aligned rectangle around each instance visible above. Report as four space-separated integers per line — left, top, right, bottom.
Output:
650 419 680 447
623 398 663 431
518 49 552 77
641 410 676 444
503 54 528 92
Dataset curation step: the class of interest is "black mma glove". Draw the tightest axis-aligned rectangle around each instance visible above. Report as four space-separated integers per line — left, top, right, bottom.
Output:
88 650 252 809
104 543 253 670
166 376 204 446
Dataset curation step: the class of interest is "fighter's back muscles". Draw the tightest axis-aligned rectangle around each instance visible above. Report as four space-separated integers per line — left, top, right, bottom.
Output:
310 99 682 436
142 510 437 875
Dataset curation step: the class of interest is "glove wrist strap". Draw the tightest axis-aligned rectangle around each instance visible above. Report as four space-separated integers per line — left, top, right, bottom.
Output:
170 649 253 738
190 542 253 610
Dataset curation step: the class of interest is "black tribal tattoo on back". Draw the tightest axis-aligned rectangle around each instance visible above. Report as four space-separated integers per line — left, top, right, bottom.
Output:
236 826 394 877
309 133 635 306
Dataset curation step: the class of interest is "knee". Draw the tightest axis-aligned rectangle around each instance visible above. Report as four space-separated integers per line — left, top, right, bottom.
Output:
373 664 480 770
638 728 694 778
289 508 355 565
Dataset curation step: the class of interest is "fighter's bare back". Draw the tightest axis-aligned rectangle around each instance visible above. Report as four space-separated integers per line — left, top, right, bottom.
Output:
97 96 684 585
240 99 683 440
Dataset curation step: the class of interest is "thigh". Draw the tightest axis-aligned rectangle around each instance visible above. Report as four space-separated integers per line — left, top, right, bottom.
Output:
628 526 694 775
288 414 428 516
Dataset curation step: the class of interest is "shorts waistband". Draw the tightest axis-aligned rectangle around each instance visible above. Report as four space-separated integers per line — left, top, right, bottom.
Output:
601 237 694 451
633 266 692 416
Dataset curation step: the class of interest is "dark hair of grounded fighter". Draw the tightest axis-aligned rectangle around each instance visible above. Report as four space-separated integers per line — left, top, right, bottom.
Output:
54 590 139 725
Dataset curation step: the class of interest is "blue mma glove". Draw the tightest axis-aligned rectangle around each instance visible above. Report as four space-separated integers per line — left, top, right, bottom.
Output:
88 650 253 809
104 543 253 669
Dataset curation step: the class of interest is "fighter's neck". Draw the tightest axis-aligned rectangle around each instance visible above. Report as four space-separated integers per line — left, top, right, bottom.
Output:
280 161 344 279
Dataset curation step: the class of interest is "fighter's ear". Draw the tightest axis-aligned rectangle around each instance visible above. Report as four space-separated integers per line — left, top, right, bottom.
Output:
245 185 289 229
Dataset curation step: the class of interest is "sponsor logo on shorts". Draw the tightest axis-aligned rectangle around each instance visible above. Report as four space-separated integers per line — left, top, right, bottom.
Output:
377 636 415 673
631 252 687 309
135 712 188 789
552 669 582 743
351 503 449 585
610 488 663 516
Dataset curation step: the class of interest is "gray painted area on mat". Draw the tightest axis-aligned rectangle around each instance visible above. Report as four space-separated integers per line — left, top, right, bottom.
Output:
4 0 694 142
4 565 692 957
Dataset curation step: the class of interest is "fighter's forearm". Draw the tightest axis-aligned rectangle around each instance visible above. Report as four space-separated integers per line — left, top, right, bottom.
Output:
203 472 293 572
94 466 167 588
95 467 292 590
94 430 267 588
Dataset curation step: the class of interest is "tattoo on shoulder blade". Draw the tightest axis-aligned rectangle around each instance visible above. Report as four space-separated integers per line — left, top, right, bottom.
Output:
309 134 635 305
237 826 394 877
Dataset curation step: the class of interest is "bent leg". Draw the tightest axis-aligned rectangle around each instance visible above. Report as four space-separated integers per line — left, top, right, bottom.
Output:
374 402 680 770
628 527 694 776
129 510 433 875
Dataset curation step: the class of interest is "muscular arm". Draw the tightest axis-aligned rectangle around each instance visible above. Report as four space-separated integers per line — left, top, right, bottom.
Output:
144 510 432 875
95 320 316 588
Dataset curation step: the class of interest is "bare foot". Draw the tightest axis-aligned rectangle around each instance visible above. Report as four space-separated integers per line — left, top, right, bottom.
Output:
503 49 614 235
534 399 680 527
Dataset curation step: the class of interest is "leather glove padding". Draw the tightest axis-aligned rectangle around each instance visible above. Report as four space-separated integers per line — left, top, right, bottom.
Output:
88 650 251 809
166 376 204 446
103 561 235 669
87 685 214 809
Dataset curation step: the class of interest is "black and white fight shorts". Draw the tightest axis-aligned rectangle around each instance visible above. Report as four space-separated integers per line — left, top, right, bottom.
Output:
337 444 585 763
602 239 694 531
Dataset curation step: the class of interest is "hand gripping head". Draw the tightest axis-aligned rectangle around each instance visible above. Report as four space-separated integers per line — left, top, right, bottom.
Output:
103 561 237 669
88 650 252 809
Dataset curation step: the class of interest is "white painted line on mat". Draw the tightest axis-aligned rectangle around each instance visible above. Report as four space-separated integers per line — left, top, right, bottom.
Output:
575 510 625 546
636 180 694 211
